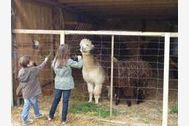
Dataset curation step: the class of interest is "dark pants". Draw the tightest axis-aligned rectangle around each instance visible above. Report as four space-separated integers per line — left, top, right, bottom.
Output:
49 89 71 122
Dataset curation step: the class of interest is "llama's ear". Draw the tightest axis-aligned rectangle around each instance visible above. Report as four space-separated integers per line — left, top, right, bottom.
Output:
91 44 94 49
80 46 83 53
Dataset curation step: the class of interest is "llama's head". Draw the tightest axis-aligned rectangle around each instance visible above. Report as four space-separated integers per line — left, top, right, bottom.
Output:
80 38 94 55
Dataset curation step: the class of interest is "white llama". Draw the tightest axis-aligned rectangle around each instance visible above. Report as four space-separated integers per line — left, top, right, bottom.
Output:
80 38 106 104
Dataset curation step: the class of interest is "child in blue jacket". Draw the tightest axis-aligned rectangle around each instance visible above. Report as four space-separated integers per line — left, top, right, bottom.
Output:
48 44 83 124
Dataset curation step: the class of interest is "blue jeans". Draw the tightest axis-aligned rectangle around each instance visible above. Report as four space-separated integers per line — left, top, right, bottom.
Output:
49 89 71 122
22 96 41 123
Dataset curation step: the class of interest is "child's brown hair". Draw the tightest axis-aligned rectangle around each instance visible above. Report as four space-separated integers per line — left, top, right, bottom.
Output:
55 44 70 67
19 55 30 68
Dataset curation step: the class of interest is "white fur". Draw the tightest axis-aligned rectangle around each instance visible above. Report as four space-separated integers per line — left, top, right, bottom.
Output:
80 38 105 104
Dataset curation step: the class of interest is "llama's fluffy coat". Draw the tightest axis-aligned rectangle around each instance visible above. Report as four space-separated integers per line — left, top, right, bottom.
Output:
80 38 106 104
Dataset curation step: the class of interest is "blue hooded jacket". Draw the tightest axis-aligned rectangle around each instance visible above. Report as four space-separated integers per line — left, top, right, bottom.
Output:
52 58 83 90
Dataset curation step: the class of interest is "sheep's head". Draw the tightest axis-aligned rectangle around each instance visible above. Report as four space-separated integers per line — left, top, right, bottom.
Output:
80 38 94 55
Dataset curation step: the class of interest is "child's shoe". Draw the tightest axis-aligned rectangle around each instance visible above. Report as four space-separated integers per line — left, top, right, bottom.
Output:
35 113 44 119
22 119 33 126
62 121 66 125
48 116 52 121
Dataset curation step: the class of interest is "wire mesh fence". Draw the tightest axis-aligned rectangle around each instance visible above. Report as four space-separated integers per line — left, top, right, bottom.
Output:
12 30 178 126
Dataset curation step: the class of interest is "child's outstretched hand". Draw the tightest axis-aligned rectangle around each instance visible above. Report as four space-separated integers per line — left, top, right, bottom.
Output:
44 52 52 62
45 57 49 62
77 55 82 60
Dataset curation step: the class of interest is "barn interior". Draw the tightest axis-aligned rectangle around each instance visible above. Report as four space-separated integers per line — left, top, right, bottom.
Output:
12 0 178 125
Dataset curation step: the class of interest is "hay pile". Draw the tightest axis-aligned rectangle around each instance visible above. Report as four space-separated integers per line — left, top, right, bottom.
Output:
12 93 177 126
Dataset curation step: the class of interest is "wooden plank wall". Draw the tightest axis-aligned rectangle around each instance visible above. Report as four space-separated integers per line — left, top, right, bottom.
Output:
12 0 96 105
12 0 60 105
15 0 53 29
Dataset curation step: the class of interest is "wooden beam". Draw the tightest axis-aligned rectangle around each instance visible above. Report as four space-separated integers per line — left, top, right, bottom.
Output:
32 0 102 24
60 1 177 7
68 3 178 8
32 0 62 7
72 4 177 10
59 0 177 4
74 8 177 17
72 6 177 12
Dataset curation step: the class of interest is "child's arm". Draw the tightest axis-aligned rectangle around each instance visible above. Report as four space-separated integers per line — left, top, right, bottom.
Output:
16 84 22 96
36 57 49 71
68 56 83 68
31 57 49 76
17 70 29 88
51 56 58 69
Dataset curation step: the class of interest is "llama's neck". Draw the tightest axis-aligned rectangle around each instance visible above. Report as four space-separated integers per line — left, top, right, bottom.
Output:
82 53 97 70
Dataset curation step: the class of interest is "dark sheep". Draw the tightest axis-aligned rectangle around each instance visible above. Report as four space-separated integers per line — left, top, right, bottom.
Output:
91 43 153 106
113 57 153 106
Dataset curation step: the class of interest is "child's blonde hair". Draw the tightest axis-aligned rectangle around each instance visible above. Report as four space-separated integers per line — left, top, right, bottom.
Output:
55 44 70 67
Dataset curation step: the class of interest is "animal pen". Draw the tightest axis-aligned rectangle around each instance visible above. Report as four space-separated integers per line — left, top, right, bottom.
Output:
11 0 178 126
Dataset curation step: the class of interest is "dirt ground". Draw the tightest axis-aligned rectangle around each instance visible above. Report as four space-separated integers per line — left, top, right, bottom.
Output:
11 90 177 126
